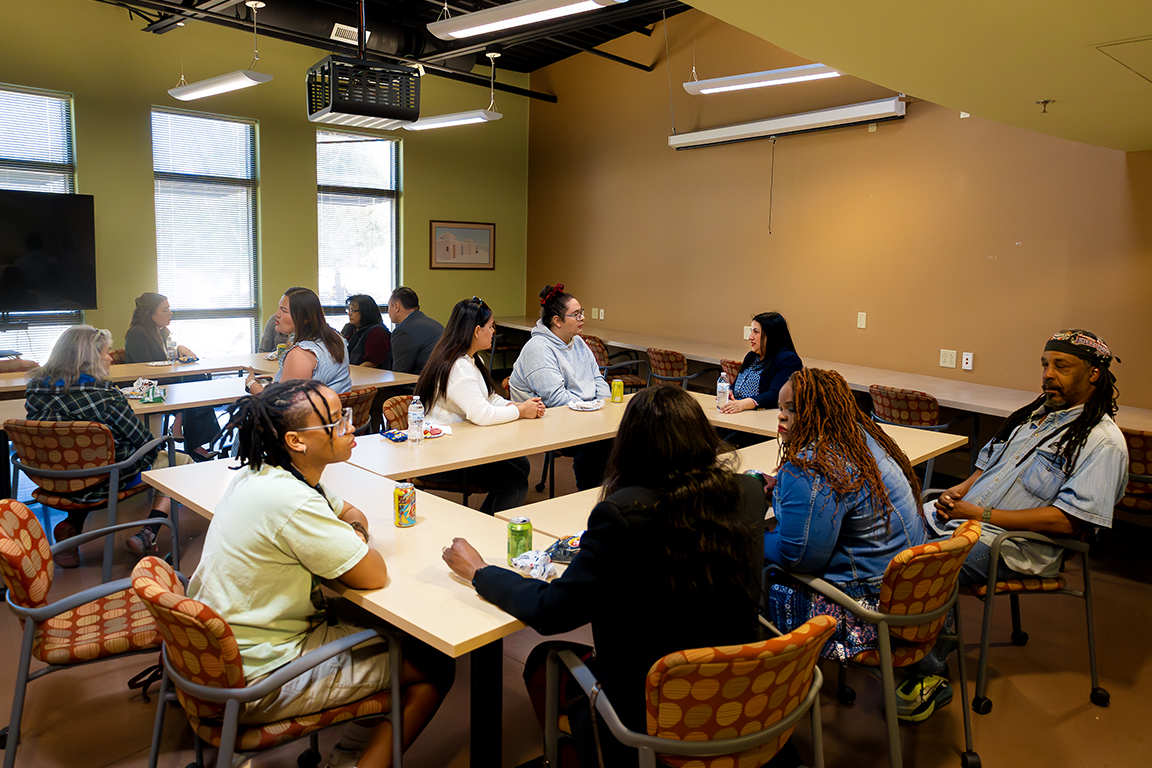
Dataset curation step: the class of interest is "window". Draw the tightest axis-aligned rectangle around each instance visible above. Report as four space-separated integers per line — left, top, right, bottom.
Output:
152 109 258 355
0 84 81 362
316 130 400 330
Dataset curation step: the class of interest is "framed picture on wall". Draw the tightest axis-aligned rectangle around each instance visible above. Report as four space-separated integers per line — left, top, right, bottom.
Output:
429 220 496 270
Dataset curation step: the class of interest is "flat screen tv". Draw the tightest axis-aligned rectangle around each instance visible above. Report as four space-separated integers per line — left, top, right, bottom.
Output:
0 189 98 313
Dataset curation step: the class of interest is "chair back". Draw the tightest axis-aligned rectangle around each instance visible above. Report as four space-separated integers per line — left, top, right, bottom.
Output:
0 499 55 610
5 419 118 494
381 395 414 431
338 386 378 432
109 348 127 365
879 520 981 644
1120 427 1152 513
645 615 837 768
579 334 610 368
869 385 940 427
719 359 742 384
131 556 246 721
647 348 688 379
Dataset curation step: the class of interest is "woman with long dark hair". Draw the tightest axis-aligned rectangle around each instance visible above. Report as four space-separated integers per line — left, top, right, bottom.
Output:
414 297 544 513
188 381 451 768
246 287 351 395
442 385 770 766
344 294 392 369
720 311 803 414
125 292 221 459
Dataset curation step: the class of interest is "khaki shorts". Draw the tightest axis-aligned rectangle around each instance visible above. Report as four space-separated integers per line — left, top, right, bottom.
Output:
239 619 392 724
152 450 194 469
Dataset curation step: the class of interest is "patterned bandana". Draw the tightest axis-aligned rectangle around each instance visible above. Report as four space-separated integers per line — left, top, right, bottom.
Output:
540 283 565 306
1044 329 1114 367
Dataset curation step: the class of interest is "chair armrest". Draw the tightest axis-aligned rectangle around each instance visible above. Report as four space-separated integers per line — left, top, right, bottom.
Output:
50 517 174 557
9 575 139 621
649 366 721 384
602 360 645 375
921 489 948 502
11 435 177 480
767 565 956 628
980 529 1087 595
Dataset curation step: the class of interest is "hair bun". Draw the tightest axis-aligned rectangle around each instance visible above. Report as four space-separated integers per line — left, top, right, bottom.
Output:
539 283 565 305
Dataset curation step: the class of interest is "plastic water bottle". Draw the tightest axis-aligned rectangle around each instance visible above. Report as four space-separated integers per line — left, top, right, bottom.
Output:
716 372 729 410
165 335 178 362
408 396 425 445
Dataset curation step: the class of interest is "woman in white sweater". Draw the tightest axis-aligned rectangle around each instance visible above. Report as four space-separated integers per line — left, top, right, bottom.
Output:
413 297 544 513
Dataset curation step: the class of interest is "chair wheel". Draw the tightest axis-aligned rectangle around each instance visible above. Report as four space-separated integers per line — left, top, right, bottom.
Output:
1011 630 1029 646
0 725 7 749
960 750 981 768
297 748 322 768
1090 687 1111 707
837 686 856 705
534 482 546 492
971 696 992 715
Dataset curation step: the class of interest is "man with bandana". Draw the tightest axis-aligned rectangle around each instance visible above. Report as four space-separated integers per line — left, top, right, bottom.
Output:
932 329 1129 584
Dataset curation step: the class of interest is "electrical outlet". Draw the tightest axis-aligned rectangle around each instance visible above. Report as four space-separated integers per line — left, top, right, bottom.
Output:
599 308 604 320
743 326 752 340
589 307 597 320
857 312 867 329
940 349 957 368
962 352 973 370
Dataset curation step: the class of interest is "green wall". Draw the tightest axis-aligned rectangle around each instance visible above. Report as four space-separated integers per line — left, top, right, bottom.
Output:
2 0 528 340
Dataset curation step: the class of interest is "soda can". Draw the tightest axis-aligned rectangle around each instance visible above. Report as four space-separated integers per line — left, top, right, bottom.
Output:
611 379 624 403
508 517 533 565
393 482 416 527
276 343 288 363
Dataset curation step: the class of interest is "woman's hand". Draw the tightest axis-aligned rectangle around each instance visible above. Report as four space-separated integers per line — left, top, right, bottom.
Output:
443 538 488 582
720 397 756 414
245 367 264 395
934 495 980 524
517 398 545 419
176 344 194 358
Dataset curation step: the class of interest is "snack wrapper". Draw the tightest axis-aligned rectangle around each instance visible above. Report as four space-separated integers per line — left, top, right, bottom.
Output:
121 378 164 402
510 550 556 581
381 424 452 442
544 533 582 563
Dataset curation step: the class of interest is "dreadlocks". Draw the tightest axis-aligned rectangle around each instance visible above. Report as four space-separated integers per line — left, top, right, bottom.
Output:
225 380 334 471
782 368 921 519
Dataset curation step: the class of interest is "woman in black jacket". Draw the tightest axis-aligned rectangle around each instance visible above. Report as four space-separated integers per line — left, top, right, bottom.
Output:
720 311 803 413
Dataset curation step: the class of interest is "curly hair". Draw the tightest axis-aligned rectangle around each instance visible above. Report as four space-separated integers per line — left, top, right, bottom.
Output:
225 380 336 471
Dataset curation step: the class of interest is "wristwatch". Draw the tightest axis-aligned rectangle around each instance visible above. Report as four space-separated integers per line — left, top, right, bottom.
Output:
982 507 993 523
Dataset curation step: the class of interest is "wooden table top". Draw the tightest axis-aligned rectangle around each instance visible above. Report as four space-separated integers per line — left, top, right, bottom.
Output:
144 459 557 658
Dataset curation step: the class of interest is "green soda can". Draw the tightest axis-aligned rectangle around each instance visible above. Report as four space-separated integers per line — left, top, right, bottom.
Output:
508 517 532 565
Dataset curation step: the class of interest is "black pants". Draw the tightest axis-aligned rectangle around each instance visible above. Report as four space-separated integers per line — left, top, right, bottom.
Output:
424 455 530 515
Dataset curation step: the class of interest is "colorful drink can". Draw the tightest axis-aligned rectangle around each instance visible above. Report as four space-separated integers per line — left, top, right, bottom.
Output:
393 482 416 527
276 342 288 362
611 379 624 403
508 517 533 564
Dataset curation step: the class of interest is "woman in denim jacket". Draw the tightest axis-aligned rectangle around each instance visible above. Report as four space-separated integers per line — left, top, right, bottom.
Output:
764 368 930 661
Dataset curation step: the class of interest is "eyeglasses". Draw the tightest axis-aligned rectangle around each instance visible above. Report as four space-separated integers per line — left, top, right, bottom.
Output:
346 306 360 314
295 407 355 437
564 309 585 319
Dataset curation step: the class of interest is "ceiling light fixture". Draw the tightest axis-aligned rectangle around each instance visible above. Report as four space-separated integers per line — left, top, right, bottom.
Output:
168 1 273 101
404 51 504 131
683 63 840 96
428 0 628 41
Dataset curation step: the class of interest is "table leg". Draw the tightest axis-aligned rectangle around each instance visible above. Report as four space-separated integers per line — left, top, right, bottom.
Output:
470 639 503 768
2 429 10 499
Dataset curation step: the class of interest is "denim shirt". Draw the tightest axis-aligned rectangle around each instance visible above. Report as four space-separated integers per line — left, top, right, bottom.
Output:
764 432 929 599
934 404 1127 576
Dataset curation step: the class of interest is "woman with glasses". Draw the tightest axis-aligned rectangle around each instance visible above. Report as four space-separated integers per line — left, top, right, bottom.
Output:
188 380 452 768
508 283 611 489
343 294 392 369
414 297 545 514
247 287 352 395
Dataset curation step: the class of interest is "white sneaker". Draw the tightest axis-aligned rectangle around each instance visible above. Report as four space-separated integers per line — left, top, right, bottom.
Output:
325 744 361 768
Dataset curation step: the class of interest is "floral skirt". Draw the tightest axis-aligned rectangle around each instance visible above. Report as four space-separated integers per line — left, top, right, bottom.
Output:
767 583 880 662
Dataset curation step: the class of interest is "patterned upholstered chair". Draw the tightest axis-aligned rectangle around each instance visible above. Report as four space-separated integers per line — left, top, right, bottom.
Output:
381 395 478 505
960 528 1109 715
131 556 404 768
645 348 719 390
338 385 378 435
544 615 836 768
868 384 975 488
0 499 167 766
5 419 179 582
769 520 982 768
719 358 743 386
580 334 646 392
1118 427 1152 515
108 347 127 365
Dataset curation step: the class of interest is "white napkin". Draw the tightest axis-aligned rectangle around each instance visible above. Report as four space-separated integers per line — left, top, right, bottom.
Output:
567 399 604 411
511 550 556 581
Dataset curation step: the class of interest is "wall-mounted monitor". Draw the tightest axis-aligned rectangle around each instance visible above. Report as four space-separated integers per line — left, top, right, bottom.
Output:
0 189 98 313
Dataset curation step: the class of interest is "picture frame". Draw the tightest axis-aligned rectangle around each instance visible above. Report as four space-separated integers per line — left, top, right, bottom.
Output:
429 220 496 270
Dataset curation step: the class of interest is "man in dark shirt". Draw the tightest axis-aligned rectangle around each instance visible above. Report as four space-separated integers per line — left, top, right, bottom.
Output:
386 287 444 375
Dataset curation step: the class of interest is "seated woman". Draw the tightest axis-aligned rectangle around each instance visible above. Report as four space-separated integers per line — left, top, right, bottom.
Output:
125 292 221 459
720 311 803 413
415 297 544 514
247 287 352 395
188 381 452 768
24 325 194 565
443 385 776 768
763 368 929 661
343 294 392 369
508 283 611 489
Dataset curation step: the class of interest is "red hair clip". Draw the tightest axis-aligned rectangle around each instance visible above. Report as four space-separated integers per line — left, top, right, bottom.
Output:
540 283 565 305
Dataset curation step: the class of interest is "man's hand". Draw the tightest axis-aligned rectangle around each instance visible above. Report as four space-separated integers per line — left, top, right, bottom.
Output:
935 495 981 524
442 538 488 582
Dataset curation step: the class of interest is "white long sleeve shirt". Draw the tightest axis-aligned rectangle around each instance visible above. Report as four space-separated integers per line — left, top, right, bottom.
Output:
426 355 519 426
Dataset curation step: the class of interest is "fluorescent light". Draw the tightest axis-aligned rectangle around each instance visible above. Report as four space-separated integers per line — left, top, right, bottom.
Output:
403 109 503 131
428 0 627 41
668 97 905 150
167 70 273 101
683 64 840 96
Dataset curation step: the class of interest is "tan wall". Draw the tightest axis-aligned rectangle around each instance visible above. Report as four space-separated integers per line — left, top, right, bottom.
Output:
527 10 1152 407
2 0 528 340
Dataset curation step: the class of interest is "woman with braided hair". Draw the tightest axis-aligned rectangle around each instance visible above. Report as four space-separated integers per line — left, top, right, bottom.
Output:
187 381 452 768
764 368 929 662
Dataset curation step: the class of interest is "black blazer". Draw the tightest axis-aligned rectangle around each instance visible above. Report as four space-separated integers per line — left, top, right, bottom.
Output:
737 348 803 409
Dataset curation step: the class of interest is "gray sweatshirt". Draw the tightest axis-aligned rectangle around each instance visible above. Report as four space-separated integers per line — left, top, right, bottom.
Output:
509 321 610 407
